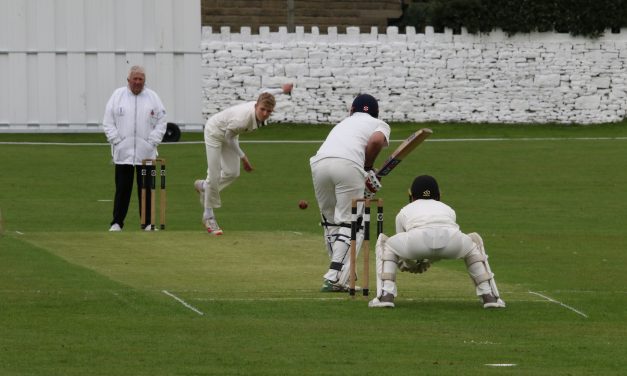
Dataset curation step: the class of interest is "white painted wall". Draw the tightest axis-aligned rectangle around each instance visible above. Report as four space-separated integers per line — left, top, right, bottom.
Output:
201 25 627 125
0 0 203 132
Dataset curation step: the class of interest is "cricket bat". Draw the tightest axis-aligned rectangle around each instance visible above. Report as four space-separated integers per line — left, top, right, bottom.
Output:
376 128 433 178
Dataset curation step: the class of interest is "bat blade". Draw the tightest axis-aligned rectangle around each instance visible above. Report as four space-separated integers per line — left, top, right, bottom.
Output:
376 128 432 177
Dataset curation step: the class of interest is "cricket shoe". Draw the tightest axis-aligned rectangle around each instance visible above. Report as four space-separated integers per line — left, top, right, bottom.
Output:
481 294 506 309
109 223 122 232
203 217 223 236
368 293 395 308
194 180 205 206
319 280 361 293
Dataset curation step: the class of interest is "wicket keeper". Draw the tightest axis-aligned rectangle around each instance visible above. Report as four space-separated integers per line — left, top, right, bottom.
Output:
369 175 506 309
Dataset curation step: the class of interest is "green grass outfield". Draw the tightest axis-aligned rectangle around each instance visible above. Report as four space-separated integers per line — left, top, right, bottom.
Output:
1 122 626 375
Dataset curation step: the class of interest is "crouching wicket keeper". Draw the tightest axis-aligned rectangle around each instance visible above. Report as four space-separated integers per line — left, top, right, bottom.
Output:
369 175 506 309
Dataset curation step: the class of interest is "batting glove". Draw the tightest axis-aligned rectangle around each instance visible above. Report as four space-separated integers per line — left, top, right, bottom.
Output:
364 170 382 195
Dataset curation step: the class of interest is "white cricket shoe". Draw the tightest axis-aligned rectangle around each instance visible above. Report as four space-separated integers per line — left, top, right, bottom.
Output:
482 294 506 308
203 217 223 236
144 225 158 232
109 223 122 232
368 293 395 308
194 180 205 206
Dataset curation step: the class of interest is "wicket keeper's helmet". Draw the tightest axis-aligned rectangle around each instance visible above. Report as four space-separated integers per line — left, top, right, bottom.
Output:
351 94 379 118
410 175 440 201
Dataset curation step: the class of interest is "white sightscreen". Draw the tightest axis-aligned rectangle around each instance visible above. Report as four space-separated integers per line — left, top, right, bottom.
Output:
0 0 203 132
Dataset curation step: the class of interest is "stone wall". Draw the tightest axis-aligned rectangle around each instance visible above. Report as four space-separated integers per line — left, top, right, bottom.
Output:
200 25 627 125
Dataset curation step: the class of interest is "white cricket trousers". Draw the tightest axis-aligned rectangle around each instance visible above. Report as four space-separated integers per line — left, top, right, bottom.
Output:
311 157 367 283
386 227 473 261
203 134 241 209
382 229 495 297
310 157 366 225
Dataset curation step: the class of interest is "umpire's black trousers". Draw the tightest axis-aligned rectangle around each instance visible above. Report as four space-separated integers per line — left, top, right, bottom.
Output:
111 164 153 228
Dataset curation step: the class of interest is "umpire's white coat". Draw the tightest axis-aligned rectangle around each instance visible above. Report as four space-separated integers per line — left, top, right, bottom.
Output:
102 86 167 165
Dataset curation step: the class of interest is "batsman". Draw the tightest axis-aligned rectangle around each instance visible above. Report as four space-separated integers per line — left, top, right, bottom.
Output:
310 94 390 292
369 175 506 309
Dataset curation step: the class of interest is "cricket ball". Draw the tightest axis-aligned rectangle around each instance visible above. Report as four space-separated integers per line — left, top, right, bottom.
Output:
298 200 308 210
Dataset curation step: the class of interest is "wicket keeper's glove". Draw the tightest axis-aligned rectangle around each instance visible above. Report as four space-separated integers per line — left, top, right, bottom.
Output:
398 259 431 274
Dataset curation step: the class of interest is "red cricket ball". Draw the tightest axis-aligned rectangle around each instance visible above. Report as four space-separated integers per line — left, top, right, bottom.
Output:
298 200 308 209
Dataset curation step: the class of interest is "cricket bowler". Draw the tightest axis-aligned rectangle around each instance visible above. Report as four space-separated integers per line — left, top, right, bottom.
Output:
194 83 293 235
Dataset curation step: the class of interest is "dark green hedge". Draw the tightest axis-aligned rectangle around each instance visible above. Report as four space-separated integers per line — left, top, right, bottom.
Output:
394 0 627 38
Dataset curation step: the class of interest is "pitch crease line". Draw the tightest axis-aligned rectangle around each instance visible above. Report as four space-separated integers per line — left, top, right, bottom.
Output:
528 291 588 318
162 290 204 316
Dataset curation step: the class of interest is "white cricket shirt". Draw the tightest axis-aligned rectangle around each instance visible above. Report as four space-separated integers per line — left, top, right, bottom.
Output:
310 112 391 166
395 199 460 233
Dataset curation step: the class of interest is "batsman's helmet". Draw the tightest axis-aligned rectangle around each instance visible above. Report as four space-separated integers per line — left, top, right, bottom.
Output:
410 175 440 201
351 94 379 118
